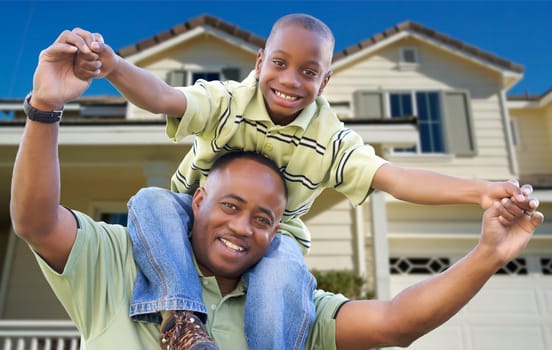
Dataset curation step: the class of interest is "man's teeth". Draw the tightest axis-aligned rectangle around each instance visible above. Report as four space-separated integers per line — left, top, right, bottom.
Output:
275 90 297 101
220 238 245 251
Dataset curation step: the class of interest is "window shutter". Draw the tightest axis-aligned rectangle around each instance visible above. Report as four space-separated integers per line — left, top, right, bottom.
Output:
353 90 384 119
221 67 241 81
442 91 477 156
166 70 187 86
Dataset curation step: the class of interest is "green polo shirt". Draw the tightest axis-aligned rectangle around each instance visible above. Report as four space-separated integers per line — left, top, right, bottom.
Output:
167 70 388 254
33 210 346 350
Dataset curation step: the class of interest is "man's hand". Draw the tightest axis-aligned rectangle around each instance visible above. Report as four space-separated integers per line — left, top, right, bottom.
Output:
72 28 120 80
32 30 95 110
478 196 543 267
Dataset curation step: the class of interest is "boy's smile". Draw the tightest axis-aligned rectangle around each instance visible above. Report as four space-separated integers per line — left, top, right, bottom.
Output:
255 23 333 125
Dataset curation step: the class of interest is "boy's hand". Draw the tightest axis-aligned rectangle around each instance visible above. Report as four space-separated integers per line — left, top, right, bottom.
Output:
32 30 94 109
72 28 120 80
481 180 535 211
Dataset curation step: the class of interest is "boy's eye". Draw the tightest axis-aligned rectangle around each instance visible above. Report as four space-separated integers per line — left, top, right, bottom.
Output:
272 59 285 67
303 69 318 78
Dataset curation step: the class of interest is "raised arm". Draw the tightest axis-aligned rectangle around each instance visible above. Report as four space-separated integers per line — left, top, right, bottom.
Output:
9 31 90 272
334 197 543 350
372 163 534 210
72 28 187 116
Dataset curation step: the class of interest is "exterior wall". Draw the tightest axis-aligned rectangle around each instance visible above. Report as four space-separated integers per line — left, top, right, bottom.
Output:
325 37 515 180
1 143 191 319
303 191 355 270
126 34 257 120
510 104 552 175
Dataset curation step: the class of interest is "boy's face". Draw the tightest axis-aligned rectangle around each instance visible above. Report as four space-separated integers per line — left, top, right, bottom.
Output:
255 24 333 125
190 158 285 285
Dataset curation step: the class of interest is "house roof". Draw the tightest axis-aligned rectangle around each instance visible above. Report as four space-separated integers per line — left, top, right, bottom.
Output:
333 20 524 74
508 86 552 102
117 15 524 76
117 14 265 58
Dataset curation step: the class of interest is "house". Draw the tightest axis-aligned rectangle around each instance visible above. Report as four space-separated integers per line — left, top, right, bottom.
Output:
0 15 550 349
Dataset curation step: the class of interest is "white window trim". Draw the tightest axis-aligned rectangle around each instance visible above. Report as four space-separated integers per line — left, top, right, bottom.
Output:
398 46 420 70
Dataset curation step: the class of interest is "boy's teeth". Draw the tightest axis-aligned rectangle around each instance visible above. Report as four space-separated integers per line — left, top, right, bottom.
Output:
221 238 244 251
275 90 297 101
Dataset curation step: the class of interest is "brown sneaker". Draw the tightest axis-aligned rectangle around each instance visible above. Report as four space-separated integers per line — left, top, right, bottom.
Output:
159 311 219 350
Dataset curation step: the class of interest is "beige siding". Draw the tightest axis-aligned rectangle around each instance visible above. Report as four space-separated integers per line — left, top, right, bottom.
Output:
304 191 355 271
325 37 515 180
127 34 257 120
511 106 552 175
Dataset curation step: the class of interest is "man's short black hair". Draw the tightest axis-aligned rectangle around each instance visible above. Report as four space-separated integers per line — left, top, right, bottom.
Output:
210 151 288 199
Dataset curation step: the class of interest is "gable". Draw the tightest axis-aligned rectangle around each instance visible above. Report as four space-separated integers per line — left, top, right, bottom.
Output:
332 21 523 91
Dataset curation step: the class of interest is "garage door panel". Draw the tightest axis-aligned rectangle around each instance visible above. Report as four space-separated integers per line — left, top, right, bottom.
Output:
470 325 547 350
406 325 466 350
466 286 540 315
389 257 552 349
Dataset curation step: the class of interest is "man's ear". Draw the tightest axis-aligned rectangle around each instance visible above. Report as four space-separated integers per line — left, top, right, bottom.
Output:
192 187 206 215
317 70 332 96
255 49 264 80
270 224 280 243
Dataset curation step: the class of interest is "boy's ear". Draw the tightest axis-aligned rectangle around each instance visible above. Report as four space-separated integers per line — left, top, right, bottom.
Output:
255 49 264 79
317 70 332 96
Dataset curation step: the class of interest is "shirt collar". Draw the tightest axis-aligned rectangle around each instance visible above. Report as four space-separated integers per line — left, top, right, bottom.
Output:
242 71 317 131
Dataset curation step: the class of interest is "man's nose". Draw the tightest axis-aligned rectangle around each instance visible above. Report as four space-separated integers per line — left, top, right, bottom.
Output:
228 214 253 236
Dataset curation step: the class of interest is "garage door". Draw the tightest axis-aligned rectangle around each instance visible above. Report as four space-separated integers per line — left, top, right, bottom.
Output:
388 256 552 350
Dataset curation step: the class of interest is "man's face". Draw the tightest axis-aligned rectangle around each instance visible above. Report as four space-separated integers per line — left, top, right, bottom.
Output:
255 24 333 125
190 158 286 282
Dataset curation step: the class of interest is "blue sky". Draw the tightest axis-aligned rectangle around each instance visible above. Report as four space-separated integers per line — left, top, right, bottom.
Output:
3 0 551 98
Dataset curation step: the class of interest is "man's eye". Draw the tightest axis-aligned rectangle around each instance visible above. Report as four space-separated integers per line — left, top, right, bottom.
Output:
256 216 271 226
222 202 238 210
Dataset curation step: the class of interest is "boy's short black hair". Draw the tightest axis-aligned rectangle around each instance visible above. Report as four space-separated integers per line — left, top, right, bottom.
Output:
271 13 335 51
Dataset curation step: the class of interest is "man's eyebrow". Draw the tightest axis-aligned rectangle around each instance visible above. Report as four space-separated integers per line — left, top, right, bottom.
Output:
224 193 275 223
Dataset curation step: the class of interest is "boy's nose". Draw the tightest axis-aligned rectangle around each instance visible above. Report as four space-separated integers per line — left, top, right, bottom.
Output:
280 69 300 87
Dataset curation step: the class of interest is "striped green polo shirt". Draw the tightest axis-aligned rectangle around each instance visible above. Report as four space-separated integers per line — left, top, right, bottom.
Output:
167 71 387 254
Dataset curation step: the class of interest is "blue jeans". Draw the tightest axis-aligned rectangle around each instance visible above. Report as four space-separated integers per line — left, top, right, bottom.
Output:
127 187 316 350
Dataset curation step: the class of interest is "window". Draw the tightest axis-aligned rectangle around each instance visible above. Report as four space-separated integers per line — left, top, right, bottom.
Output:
398 47 420 70
390 91 444 153
390 257 450 275
166 67 241 86
353 89 476 156
400 47 419 64
100 213 128 225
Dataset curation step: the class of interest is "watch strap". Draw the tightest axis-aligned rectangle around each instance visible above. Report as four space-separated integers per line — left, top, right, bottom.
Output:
23 93 63 123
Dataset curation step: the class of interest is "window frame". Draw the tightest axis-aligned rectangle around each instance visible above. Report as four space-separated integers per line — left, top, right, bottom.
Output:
353 88 477 156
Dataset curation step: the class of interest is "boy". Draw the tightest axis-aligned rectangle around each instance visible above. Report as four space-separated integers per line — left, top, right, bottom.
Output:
73 13 533 350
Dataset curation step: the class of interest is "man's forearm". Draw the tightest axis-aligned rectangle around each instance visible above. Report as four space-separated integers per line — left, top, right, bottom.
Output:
387 245 498 342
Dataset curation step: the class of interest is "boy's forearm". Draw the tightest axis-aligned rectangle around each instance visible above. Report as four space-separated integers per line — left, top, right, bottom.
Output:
106 59 187 116
375 165 486 205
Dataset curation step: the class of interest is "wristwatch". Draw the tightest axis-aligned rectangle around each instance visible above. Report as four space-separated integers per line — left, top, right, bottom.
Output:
23 93 64 123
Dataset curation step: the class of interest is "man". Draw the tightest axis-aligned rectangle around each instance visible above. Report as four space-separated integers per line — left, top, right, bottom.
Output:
10 29 544 350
